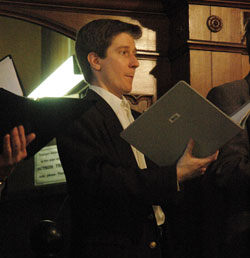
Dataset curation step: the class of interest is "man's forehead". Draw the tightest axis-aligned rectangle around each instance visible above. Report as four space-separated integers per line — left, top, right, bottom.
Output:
112 32 135 42
111 33 136 47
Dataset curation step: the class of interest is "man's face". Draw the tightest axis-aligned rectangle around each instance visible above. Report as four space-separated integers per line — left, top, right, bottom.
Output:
97 32 139 98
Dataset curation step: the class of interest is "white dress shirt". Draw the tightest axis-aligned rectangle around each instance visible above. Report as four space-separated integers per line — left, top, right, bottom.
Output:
89 85 165 225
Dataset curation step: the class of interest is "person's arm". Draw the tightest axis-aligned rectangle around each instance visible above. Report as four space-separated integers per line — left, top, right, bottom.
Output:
57 113 217 207
205 86 250 193
0 125 36 184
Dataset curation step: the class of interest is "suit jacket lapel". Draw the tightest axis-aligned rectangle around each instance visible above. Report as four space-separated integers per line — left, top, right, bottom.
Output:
85 89 138 167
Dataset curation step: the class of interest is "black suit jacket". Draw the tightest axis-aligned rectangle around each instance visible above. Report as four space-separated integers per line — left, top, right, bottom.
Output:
200 73 250 258
57 89 182 258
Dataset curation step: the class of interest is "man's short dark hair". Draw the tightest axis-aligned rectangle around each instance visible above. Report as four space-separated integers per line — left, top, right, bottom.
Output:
75 19 142 84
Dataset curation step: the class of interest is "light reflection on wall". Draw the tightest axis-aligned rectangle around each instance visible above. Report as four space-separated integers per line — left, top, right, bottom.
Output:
28 56 83 98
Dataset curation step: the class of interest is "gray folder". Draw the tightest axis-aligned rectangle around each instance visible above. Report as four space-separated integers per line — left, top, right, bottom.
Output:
120 81 244 166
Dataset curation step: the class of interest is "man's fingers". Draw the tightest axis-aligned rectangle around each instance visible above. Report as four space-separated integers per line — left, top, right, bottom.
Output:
26 133 36 146
200 166 207 173
17 125 36 147
17 125 26 152
9 126 35 163
10 127 21 157
2 134 12 161
183 138 195 156
207 150 219 161
12 126 35 159
200 150 219 165
196 150 219 174
214 150 219 160
0 126 35 179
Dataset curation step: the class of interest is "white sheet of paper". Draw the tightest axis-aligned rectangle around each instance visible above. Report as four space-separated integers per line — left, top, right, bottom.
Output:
0 56 23 96
34 145 66 186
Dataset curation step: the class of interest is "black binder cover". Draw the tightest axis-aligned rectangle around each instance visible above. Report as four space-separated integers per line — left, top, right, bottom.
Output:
0 88 87 157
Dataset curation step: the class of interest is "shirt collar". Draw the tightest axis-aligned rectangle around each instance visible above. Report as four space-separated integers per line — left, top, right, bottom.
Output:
89 85 127 115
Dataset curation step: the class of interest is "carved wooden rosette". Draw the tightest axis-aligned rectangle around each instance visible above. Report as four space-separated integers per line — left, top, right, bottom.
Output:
207 15 223 33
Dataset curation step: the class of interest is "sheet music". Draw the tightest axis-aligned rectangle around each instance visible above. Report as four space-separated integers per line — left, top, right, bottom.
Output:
0 55 23 96
230 100 250 127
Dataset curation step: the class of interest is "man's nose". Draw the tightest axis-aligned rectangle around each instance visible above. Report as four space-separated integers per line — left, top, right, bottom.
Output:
130 54 140 68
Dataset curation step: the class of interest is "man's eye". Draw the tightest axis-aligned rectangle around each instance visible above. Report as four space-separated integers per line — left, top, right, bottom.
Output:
120 50 129 56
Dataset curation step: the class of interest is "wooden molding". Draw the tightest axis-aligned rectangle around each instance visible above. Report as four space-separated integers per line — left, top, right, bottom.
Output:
0 0 168 39
168 39 248 61
164 0 250 11
189 0 250 8
187 39 247 54
125 94 153 105
125 94 153 113
0 7 76 38
0 0 167 16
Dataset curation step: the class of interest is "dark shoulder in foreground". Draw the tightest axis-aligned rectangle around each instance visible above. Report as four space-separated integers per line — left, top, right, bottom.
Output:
207 78 249 114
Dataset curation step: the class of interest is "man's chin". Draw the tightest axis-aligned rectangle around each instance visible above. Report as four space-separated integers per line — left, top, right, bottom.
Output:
123 86 133 95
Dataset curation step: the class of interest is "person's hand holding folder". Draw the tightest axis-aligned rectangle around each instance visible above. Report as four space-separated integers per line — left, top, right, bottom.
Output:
0 125 35 183
176 139 219 182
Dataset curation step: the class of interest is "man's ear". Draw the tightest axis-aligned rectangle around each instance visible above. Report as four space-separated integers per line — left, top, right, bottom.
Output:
87 52 101 71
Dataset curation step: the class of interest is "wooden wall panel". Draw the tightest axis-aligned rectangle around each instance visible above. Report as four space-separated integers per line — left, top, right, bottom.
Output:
187 4 250 95
211 6 242 43
189 4 244 43
0 2 168 51
190 50 212 96
189 4 210 41
212 51 242 86
132 59 157 96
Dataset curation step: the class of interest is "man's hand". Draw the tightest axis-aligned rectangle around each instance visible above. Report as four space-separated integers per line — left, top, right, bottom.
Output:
0 125 36 181
177 139 219 182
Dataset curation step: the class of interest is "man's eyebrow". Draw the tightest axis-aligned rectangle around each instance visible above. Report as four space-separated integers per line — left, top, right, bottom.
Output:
116 46 137 53
116 46 130 50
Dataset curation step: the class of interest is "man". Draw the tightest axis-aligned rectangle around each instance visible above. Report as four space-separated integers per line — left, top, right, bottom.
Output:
56 19 218 258
199 20 250 258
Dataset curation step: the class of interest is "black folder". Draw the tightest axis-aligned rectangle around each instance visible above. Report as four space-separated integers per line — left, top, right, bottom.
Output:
0 88 87 157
